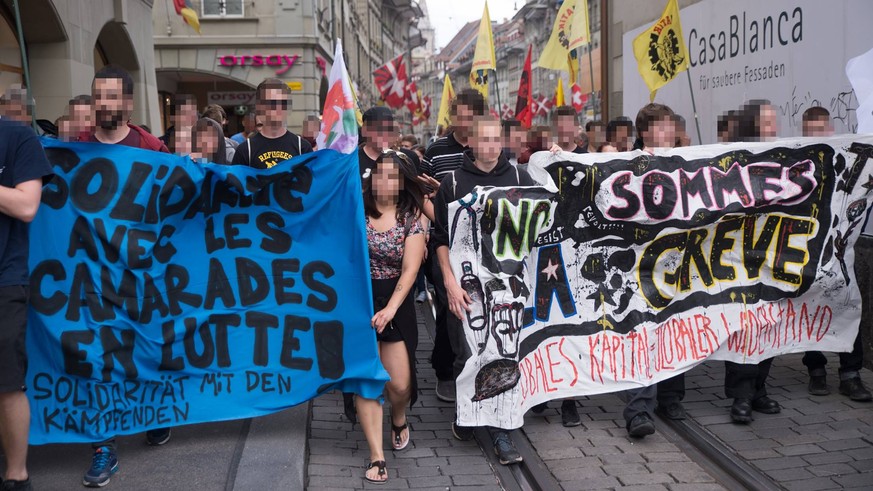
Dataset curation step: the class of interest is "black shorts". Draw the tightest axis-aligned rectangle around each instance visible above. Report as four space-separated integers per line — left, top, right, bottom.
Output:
0 285 29 393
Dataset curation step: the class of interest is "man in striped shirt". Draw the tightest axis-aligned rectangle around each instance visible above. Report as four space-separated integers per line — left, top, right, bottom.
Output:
422 89 487 403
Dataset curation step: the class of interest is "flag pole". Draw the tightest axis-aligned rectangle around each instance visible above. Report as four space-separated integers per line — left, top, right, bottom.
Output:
492 69 503 120
586 45 596 118
685 69 703 145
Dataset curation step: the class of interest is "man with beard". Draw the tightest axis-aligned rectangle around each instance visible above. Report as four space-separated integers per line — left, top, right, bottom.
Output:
89 66 168 152
84 65 169 488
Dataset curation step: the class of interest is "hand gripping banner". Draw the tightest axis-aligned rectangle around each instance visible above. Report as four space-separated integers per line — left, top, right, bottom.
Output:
450 136 873 429
26 141 388 444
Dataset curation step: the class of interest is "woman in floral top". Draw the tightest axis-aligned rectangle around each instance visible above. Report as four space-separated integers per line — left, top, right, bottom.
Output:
357 150 426 484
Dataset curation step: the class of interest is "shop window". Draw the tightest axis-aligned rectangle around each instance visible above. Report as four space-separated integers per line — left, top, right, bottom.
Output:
202 0 244 18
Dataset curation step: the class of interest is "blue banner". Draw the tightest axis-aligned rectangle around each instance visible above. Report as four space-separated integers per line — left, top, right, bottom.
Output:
26 140 388 444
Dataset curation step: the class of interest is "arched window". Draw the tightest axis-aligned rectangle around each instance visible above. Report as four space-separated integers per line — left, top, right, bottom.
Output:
0 9 23 94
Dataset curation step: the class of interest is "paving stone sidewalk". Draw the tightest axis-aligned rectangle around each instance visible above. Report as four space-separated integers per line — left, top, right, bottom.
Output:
305 304 502 490
682 354 873 491
523 393 725 491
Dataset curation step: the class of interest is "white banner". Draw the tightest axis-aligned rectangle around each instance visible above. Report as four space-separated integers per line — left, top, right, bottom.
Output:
450 136 873 429
622 0 873 145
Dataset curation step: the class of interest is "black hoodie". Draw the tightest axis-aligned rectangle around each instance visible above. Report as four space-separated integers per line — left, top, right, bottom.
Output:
432 151 534 248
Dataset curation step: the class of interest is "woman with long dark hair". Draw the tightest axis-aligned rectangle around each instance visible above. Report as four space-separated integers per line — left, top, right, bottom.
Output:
356 150 427 484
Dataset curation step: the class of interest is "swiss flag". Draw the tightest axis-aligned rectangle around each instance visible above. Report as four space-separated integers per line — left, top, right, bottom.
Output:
422 96 432 119
405 82 422 116
571 84 584 112
373 54 408 109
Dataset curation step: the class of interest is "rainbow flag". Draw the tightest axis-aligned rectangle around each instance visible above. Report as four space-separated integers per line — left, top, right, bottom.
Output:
317 39 359 153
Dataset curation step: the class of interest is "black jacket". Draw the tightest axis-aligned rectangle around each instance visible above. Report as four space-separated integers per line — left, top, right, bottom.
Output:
432 152 534 248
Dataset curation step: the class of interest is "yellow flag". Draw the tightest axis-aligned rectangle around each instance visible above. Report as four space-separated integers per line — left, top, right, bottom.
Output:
345 66 363 127
556 79 565 107
470 1 496 99
180 7 201 34
437 75 455 130
568 0 591 50
632 0 689 101
538 0 576 74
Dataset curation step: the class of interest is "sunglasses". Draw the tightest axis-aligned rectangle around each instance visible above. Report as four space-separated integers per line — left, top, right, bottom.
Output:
261 99 288 109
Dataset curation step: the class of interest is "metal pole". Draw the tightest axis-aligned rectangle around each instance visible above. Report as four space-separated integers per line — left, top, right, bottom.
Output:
685 69 703 145
599 0 608 122
12 0 36 132
586 45 595 119
493 69 502 120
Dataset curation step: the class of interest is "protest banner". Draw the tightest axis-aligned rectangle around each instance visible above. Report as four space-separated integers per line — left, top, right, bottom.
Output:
450 135 873 429
26 141 388 444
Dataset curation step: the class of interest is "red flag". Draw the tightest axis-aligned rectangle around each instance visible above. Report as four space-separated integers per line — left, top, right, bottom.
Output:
489 106 500 119
514 46 534 128
571 83 584 112
373 55 408 109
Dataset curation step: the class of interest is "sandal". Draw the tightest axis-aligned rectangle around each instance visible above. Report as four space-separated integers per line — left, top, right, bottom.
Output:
391 420 411 450
364 460 388 484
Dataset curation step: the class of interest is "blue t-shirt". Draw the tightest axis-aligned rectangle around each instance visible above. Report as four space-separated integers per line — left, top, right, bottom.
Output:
230 132 246 145
0 120 54 286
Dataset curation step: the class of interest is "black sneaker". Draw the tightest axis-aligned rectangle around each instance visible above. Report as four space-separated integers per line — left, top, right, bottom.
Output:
656 401 687 420
83 446 119 487
451 422 475 441
561 400 581 427
808 375 830 396
530 402 548 414
435 380 456 402
1 478 32 491
627 413 656 438
839 377 873 402
492 431 523 465
146 427 171 446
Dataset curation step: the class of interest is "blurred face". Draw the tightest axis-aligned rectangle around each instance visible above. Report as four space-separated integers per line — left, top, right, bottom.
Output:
57 119 75 141
372 157 403 202
195 127 219 159
173 103 198 129
613 126 633 152
174 126 193 156
589 125 606 147
506 127 527 155
93 78 131 130
69 103 93 135
363 120 396 150
303 119 320 137
644 117 677 148
0 101 29 123
258 87 289 125
453 104 475 136
599 144 618 153
803 118 833 137
471 120 503 163
555 115 577 144
757 105 778 139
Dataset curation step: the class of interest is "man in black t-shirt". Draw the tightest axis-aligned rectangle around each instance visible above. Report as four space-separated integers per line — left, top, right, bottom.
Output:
358 107 420 180
0 118 54 491
232 78 313 168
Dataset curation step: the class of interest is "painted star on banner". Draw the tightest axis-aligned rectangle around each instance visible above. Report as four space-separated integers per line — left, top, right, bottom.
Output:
862 174 873 193
586 284 618 310
541 259 560 281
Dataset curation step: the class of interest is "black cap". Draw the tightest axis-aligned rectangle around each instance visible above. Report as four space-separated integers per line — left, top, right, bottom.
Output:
362 106 394 123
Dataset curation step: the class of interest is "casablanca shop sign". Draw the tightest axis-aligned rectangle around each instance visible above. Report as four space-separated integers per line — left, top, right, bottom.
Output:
218 54 300 76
